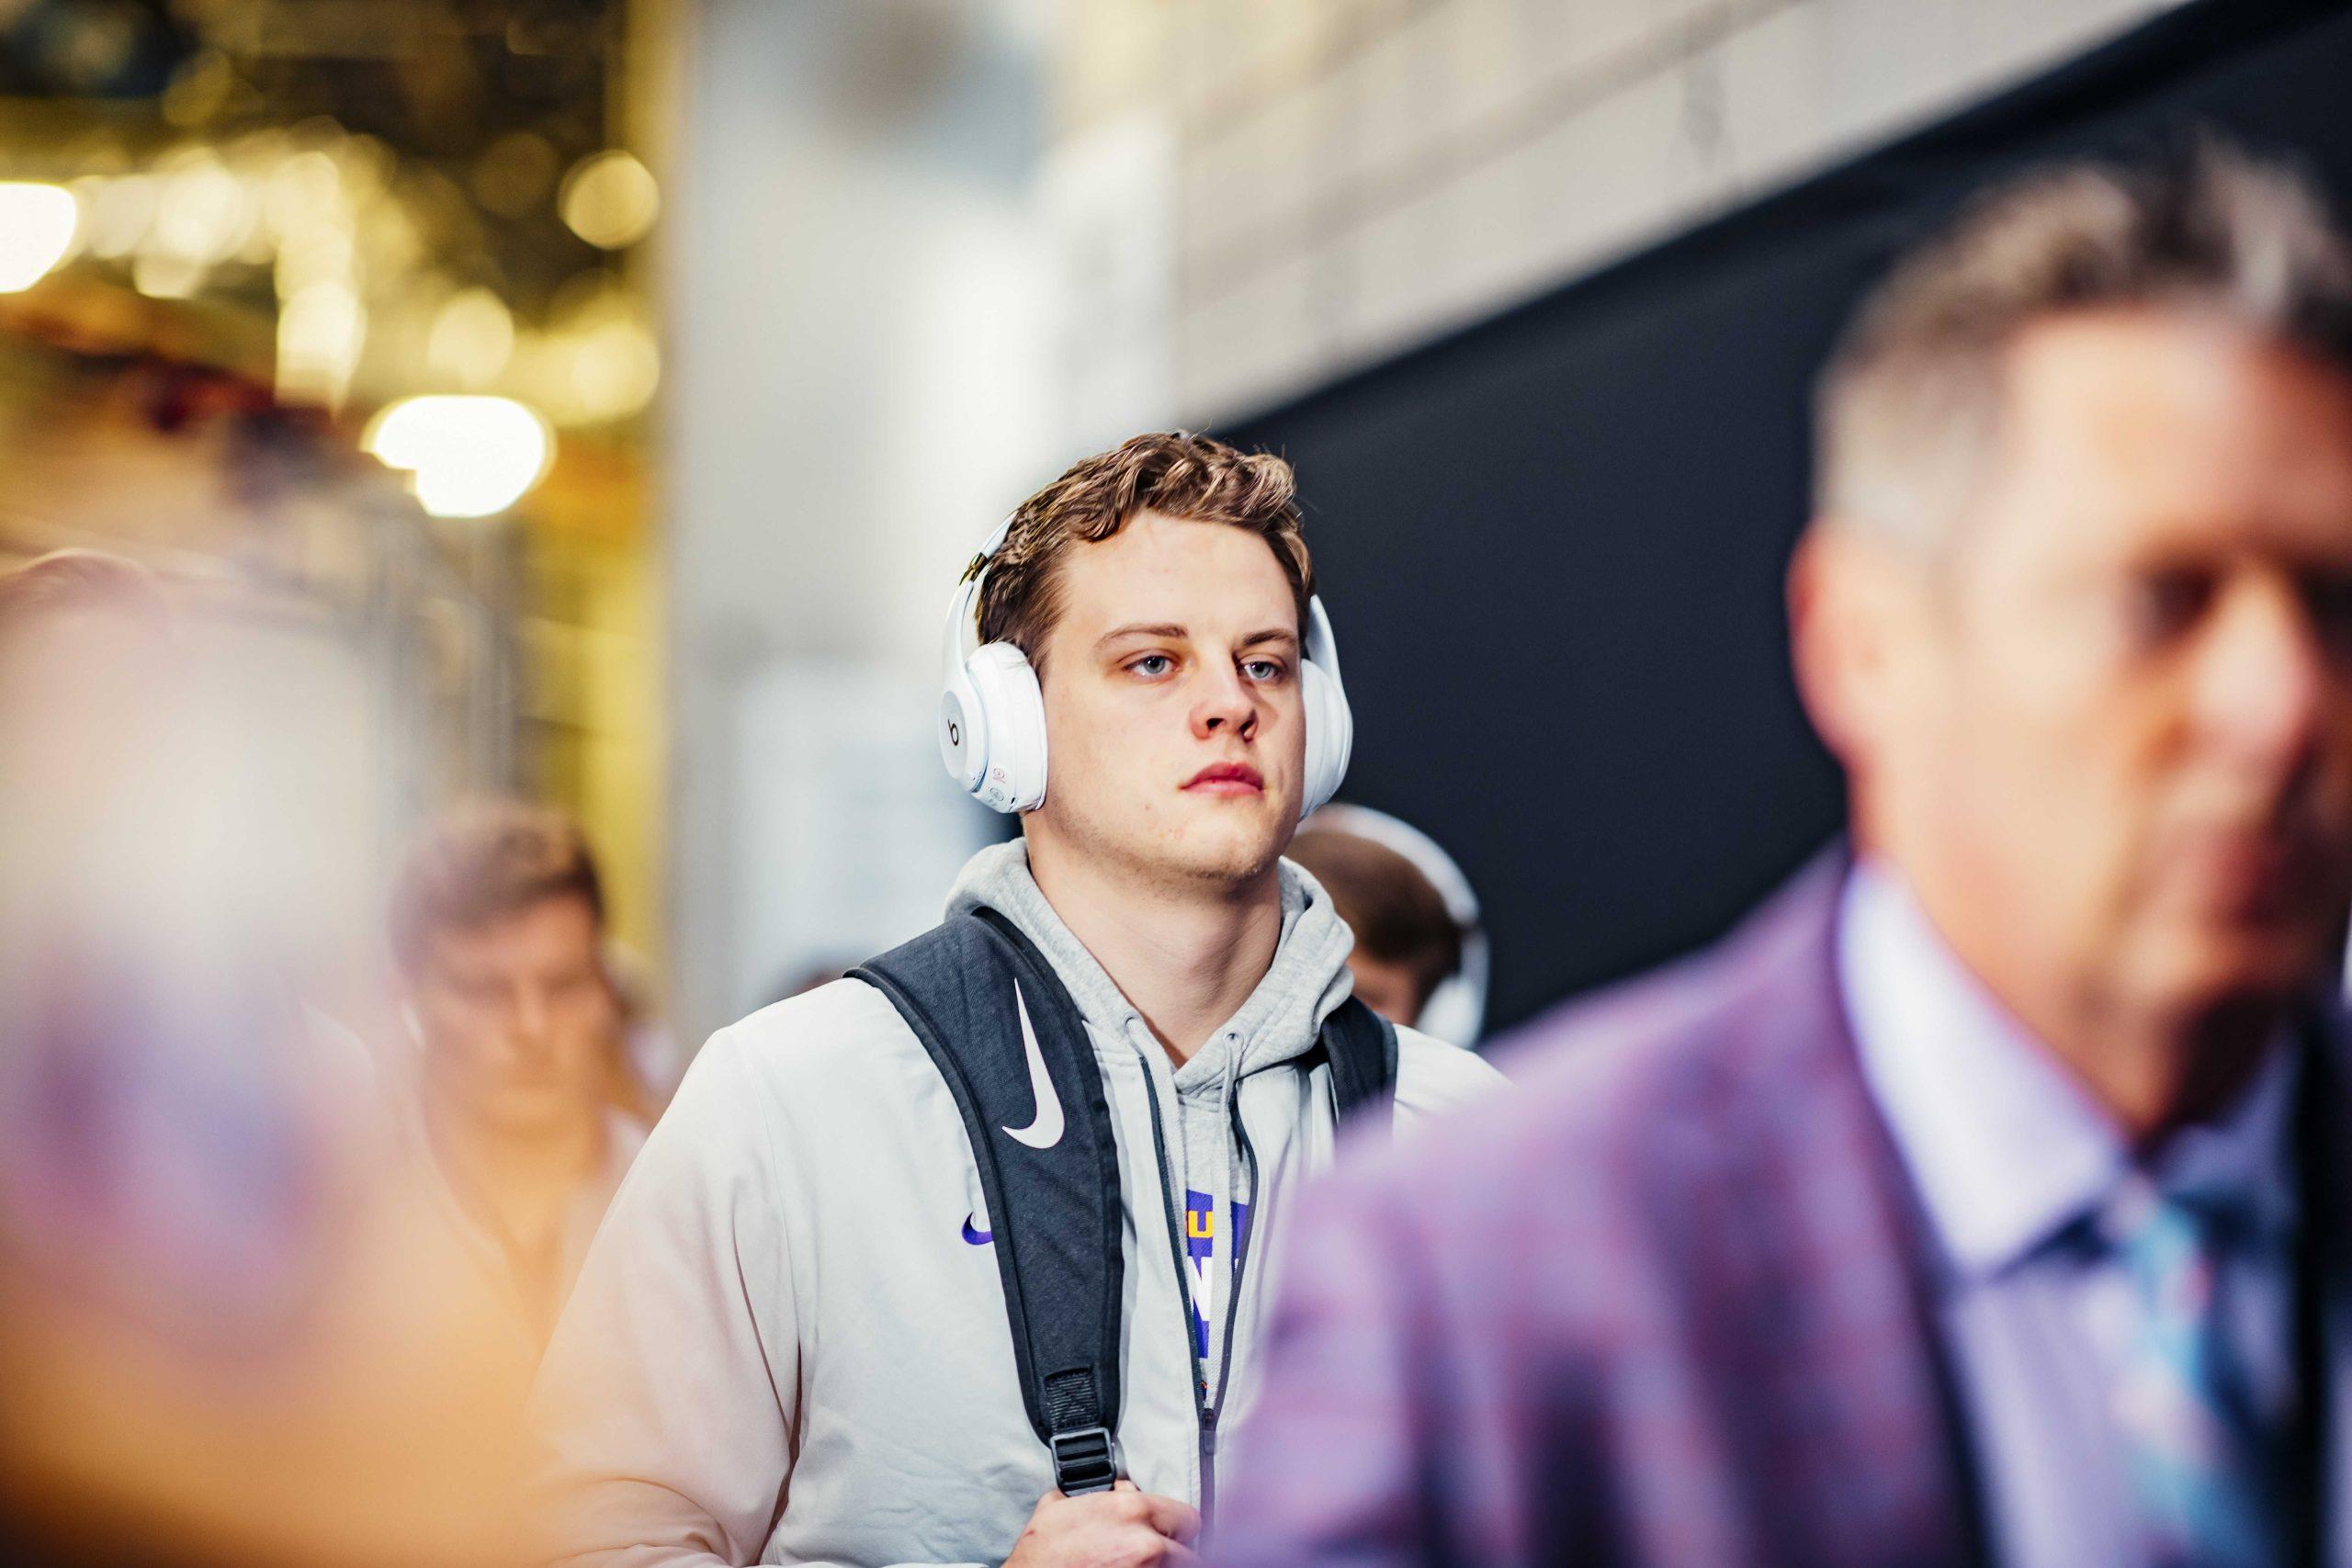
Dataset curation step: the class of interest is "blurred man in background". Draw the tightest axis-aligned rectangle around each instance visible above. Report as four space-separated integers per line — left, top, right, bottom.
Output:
1288 805 1486 1044
389 802 650 1353
1219 146 2352 1567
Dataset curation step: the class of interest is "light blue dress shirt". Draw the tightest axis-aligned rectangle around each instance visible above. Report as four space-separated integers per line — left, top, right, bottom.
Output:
1836 860 2302 1568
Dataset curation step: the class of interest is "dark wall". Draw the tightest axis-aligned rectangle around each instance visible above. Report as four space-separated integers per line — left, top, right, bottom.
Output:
1227 0 2352 1037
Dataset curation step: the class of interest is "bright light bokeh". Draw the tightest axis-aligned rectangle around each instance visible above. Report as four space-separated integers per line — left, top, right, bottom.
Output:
0 182 80 291
278 281 368 406
84 174 157 258
365 395 554 518
152 156 252 264
558 150 659 249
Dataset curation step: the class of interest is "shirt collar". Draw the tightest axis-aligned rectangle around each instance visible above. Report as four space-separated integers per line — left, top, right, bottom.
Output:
1836 859 2299 1280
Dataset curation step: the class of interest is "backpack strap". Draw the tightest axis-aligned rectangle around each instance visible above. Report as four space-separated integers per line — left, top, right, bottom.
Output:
1310 995 1401 1130
849 909 1127 1495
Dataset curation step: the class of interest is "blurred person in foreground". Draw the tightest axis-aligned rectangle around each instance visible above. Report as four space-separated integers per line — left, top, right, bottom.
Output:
1217 145 2352 1568
0 550 528 1566
1287 805 1487 1044
531 433 1502 1567
389 802 651 1353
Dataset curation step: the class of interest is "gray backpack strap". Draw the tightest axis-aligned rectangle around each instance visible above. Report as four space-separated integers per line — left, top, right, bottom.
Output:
1313 996 1400 1131
849 909 1126 1495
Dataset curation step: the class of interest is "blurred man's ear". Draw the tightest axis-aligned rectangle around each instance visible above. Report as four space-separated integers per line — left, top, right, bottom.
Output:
1787 523 1922 775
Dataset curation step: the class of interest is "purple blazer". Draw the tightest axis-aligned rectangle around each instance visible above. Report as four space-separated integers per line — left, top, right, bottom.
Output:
1214 854 1993 1567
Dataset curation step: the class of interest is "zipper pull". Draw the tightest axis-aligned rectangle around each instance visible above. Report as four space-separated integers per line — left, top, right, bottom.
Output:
1197 1409 1220 1523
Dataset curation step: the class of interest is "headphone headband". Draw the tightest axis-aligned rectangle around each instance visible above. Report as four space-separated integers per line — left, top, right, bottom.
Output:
944 514 1014 672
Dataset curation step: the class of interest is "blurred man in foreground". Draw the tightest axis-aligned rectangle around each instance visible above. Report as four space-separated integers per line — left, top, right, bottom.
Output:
390 802 649 1352
1218 147 2352 1566
0 551 528 1568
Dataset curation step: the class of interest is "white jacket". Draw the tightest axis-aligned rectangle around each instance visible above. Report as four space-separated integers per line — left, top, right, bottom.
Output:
530 843 1503 1566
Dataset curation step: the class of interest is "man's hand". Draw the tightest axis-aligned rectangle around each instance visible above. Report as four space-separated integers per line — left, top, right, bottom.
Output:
1002 1480 1202 1566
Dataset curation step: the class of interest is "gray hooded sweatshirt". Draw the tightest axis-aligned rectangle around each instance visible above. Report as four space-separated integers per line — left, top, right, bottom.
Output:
530 842 1502 1566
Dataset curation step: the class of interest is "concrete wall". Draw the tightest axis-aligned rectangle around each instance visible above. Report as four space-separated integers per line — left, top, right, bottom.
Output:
1058 0 2187 423
663 1 1056 1043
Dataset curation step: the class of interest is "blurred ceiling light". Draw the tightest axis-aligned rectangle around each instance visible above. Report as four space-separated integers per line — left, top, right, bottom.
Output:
558 151 659 250
263 151 341 239
366 396 554 519
0 183 80 291
86 174 155 257
277 282 367 407
153 158 252 264
273 204 357 300
131 253 205 299
427 288 515 389
565 318 662 422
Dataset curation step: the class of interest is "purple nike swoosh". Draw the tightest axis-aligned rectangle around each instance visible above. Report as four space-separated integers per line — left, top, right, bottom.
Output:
961 1213 992 1246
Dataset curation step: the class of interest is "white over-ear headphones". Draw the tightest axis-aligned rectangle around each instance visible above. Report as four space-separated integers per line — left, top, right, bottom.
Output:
939 514 1354 817
1299 803 1489 1046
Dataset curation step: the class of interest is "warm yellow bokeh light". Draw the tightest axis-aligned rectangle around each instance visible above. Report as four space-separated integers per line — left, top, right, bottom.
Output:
152 157 252 264
85 175 157 258
566 317 662 422
132 254 205 299
0 183 81 291
365 395 554 518
277 281 368 406
558 151 660 250
427 288 516 389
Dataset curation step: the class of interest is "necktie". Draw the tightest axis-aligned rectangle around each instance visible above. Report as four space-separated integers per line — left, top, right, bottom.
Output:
2103 1172 2280 1568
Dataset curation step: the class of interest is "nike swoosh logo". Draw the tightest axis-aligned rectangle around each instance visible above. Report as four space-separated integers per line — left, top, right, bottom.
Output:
1001 981 1065 1150
961 1213 992 1246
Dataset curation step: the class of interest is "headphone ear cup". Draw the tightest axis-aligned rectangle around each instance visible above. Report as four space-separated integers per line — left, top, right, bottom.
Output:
964 643 1048 812
939 667 989 794
1297 660 1352 818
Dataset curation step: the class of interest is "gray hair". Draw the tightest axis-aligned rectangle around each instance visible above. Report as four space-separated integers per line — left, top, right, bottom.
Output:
1815 142 2352 550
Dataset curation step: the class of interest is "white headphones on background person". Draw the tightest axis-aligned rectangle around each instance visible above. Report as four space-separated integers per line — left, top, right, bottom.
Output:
1298 802 1490 1046
939 513 1355 817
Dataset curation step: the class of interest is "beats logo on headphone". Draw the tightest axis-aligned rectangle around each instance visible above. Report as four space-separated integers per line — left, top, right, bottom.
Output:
938 514 1354 817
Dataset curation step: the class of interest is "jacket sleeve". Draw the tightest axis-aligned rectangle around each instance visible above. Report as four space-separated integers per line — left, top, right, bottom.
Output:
1391 1026 1510 1132
527 1024 805 1564
528 1026 999 1568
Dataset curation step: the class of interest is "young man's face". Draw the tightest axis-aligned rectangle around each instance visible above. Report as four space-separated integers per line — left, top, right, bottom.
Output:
1026 510 1309 893
408 894 616 1137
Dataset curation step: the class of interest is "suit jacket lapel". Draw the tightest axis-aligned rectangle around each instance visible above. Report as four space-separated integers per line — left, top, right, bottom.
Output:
1698 855 1992 1567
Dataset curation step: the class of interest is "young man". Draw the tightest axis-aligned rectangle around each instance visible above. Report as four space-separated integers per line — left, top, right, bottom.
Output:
530 434 1501 1566
390 801 650 1351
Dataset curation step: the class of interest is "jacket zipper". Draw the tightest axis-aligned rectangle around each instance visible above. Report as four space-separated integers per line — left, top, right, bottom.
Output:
1130 1032 1261 1526
1132 1035 1218 1506
1198 1084 1261 1523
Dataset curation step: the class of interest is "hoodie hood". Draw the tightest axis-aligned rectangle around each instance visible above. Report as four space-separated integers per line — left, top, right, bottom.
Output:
944 839 1356 1089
